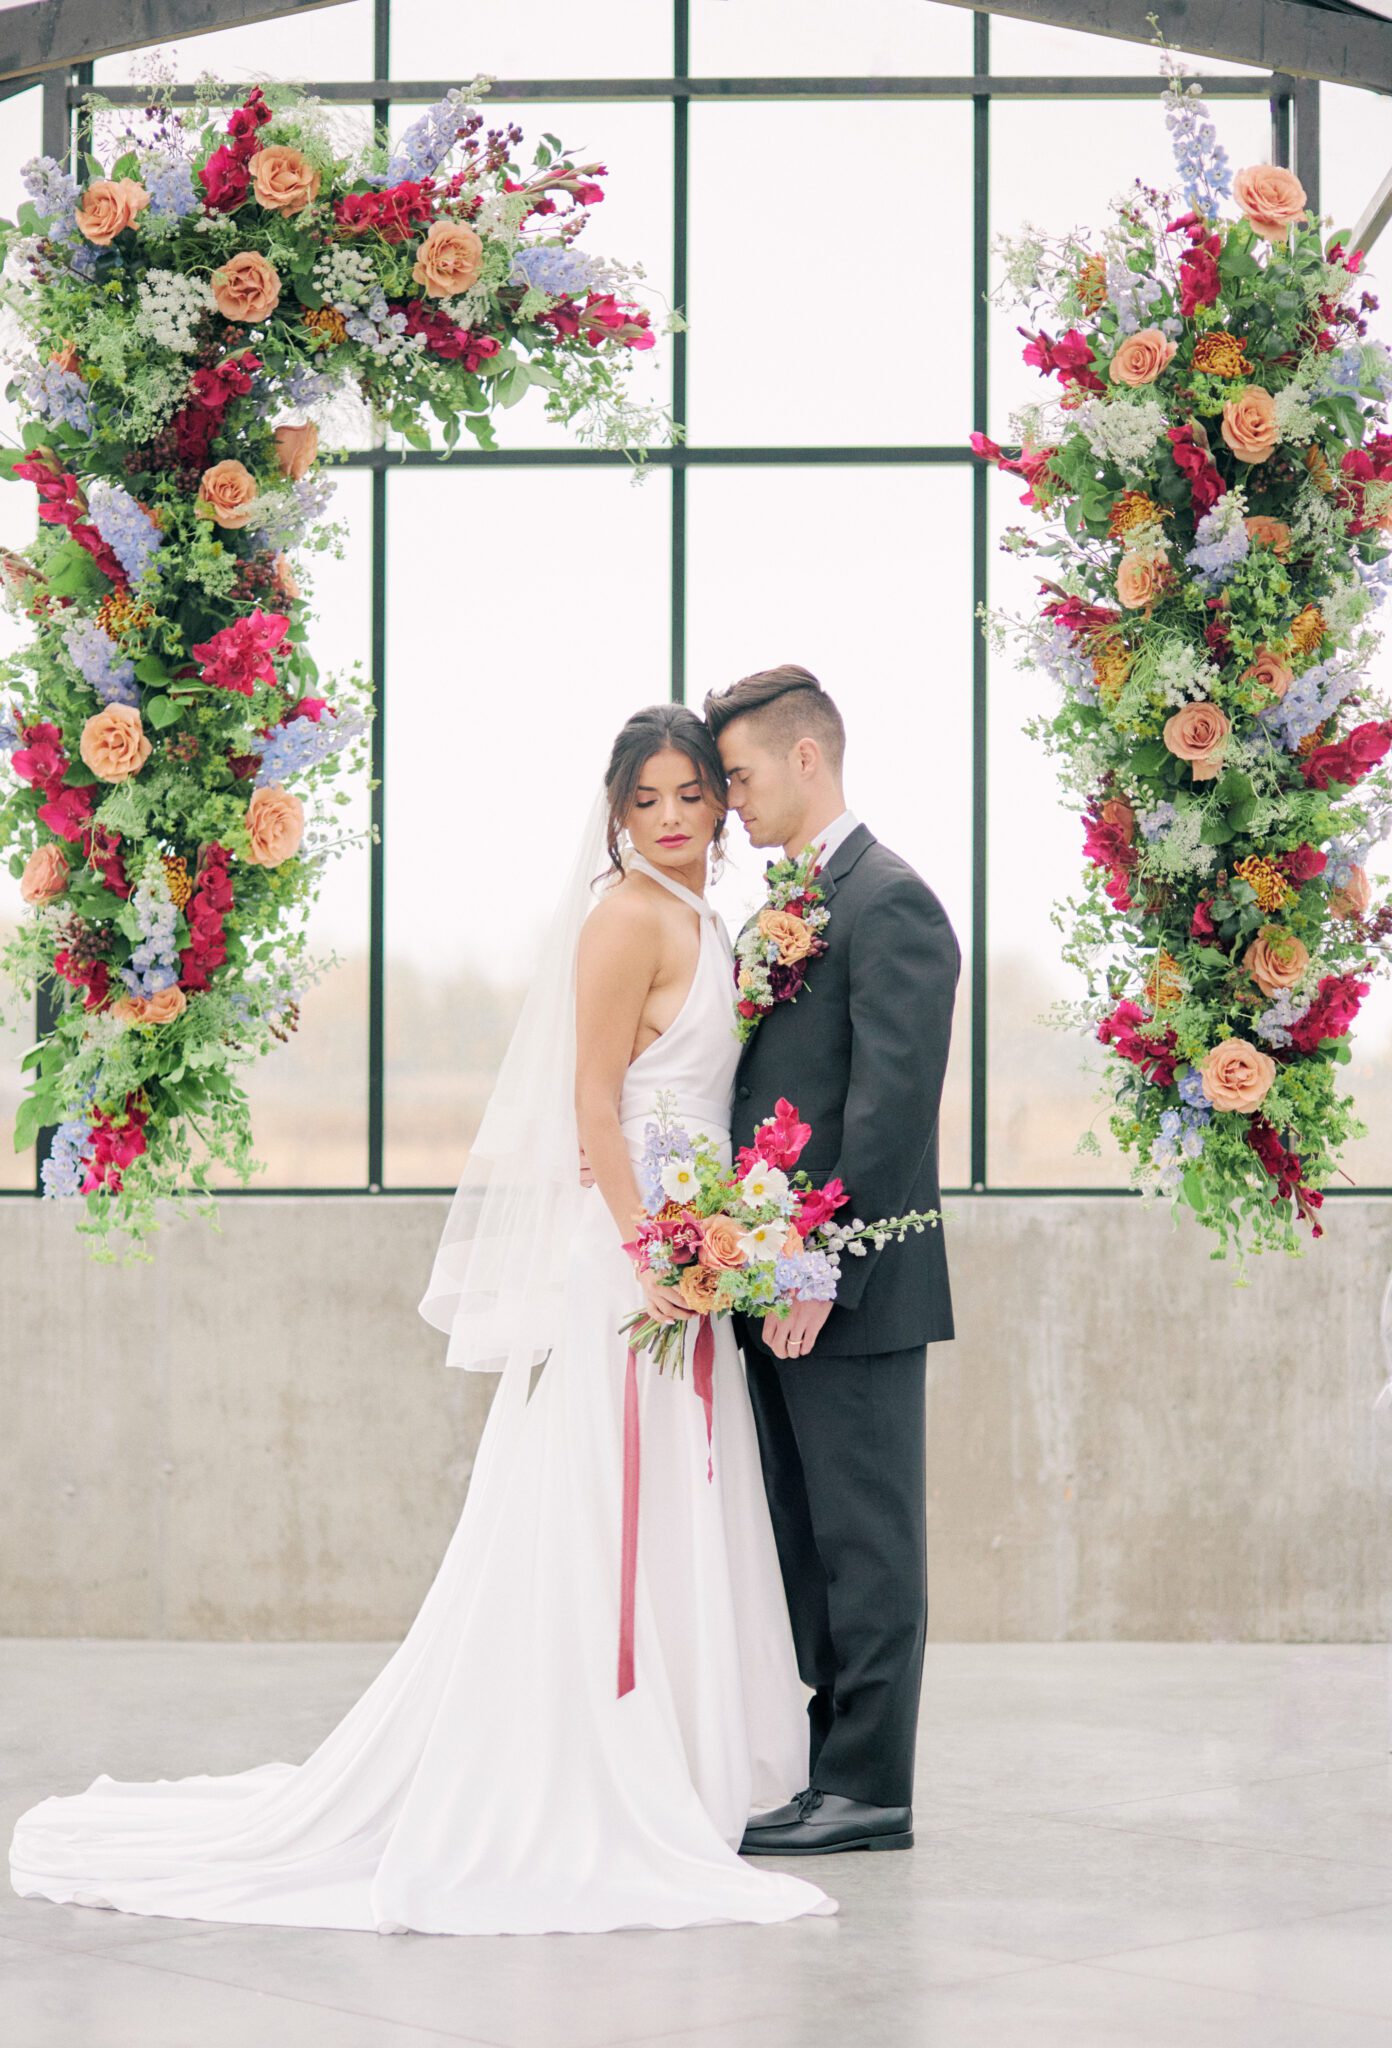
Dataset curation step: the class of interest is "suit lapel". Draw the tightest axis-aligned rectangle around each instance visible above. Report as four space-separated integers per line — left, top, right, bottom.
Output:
817 822 875 907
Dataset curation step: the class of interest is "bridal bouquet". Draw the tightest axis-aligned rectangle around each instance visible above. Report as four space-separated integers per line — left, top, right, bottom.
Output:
620 1090 940 1372
975 56 1392 1264
0 65 669 1259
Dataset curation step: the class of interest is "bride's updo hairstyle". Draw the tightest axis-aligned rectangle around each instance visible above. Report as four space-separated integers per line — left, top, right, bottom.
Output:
601 703 728 882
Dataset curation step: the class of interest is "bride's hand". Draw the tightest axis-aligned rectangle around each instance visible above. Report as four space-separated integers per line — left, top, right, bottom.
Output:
637 1265 695 1326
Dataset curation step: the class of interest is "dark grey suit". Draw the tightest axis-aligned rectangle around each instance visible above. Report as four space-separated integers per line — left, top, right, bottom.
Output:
733 823 960 1807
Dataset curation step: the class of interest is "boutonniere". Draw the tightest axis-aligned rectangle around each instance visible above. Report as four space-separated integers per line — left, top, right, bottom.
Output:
732 843 831 1044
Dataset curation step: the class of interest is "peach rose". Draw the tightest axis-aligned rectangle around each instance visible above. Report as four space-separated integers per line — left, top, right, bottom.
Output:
781 1227 805 1258
273 552 301 601
1234 163 1307 241
1117 553 1164 609
1199 1037 1277 1113
1242 647 1293 700
250 143 321 215
1244 515 1291 558
1221 385 1278 464
273 422 318 480
757 905 814 964
699 1214 748 1271
210 249 282 322
115 985 188 1027
244 783 305 866
75 177 150 245
411 219 484 297
1108 327 1177 386
1163 701 1231 782
1330 864 1372 921
1243 927 1309 999
678 1261 722 1313
20 843 69 904
198 458 259 528
79 704 151 783
1100 797 1135 845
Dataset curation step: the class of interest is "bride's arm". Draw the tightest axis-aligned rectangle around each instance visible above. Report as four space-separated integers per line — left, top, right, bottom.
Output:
574 894 695 1325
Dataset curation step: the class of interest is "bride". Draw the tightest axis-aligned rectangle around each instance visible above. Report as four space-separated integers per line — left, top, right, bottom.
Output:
8 703 837 1935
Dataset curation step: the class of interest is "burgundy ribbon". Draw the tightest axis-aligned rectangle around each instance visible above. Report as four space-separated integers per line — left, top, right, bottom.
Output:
616 1314 716 1699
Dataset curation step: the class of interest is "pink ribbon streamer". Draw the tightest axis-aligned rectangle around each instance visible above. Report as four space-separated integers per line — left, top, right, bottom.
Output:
617 1315 716 1699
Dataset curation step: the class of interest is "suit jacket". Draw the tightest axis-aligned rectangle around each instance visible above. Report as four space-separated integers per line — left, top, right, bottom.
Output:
733 824 960 1356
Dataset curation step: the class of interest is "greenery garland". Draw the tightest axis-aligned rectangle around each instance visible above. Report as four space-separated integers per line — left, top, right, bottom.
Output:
0 74 669 1261
976 68 1392 1266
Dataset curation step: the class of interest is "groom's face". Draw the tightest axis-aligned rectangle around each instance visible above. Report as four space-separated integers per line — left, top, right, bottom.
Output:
716 720 798 851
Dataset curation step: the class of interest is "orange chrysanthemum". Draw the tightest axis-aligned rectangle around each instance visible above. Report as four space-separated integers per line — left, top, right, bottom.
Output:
1191 330 1252 378
1093 633 1134 704
303 305 348 344
1077 253 1107 314
1287 604 1326 655
160 853 193 911
96 591 155 636
1107 489 1165 539
1304 443 1335 493
1297 720 1329 758
1233 855 1294 913
1143 949 1184 1010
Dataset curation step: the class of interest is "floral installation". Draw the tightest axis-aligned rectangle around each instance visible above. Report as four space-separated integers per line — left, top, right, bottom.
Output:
974 58 1392 1264
622 1090 939 1375
732 844 830 1042
0 66 672 1260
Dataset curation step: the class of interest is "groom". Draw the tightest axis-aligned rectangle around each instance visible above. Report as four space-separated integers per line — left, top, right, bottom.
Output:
703 664 960 1855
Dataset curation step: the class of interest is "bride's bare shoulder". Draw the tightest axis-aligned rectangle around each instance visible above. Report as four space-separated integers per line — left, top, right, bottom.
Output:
578 873 664 960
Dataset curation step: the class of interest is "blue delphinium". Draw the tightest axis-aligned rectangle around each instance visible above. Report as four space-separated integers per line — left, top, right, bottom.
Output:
637 1117 693 1212
63 616 139 707
1037 619 1098 703
1105 257 1164 337
118 865 181 1001
86 480 162 586
773 1250 839 1303
20 154 80 236
0 705 21 753
1260 660 1358 749
1163 79 1233 217
22 361 91 434
1139 801 1178 843
41 1116 94 1197
512 245 601 298
1186 499 1250 592
144 154 198 220
252 706 365 787
1176 1065 1211 1111
1151 1099 1212 1188
374 88 472 185
1253 986 1312 1049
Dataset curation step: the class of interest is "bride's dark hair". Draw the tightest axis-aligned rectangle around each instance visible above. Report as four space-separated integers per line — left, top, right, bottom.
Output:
601 703 728 881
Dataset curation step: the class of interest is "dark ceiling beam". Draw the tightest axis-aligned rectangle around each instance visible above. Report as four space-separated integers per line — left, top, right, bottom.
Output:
0 0 353 85
936 0 1392 92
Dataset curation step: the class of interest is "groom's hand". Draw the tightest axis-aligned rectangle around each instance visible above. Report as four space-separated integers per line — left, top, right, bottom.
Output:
763 1298 833 1360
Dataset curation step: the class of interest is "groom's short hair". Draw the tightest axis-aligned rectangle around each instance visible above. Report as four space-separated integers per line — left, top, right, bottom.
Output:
703 664 846 772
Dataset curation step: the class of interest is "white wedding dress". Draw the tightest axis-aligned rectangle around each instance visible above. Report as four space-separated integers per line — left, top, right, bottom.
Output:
9 855 836 1935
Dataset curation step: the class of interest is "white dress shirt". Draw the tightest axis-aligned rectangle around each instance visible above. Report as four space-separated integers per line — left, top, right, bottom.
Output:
809 807 861 866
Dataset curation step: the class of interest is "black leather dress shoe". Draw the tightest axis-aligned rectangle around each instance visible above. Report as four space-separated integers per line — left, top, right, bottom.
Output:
740 1786 913 1855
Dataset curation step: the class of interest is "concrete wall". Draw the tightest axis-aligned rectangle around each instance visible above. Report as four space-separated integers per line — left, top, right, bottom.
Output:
2 1194 1389 1641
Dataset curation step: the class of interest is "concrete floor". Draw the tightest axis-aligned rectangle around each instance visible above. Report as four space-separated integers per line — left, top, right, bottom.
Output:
2 1642 1391 2047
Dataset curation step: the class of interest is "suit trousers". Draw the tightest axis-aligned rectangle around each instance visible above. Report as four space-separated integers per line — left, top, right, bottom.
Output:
742 1329 928 1810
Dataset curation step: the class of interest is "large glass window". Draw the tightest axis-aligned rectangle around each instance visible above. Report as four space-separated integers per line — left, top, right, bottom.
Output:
5 5 1382 1203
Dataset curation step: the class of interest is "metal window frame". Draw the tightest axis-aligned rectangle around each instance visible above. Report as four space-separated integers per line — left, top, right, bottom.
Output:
10 2 1382 1204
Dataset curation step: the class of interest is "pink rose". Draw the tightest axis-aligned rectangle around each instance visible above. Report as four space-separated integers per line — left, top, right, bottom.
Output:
79 704 152 783
1108 328 1177 386
1221 386 1279 464
244 783 304 866
1329 864 1372 920
1200 1038 1277 1112
1233 164 1307 241
20 842 69 904
1163 701 1230 781
1116 553 1163 609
